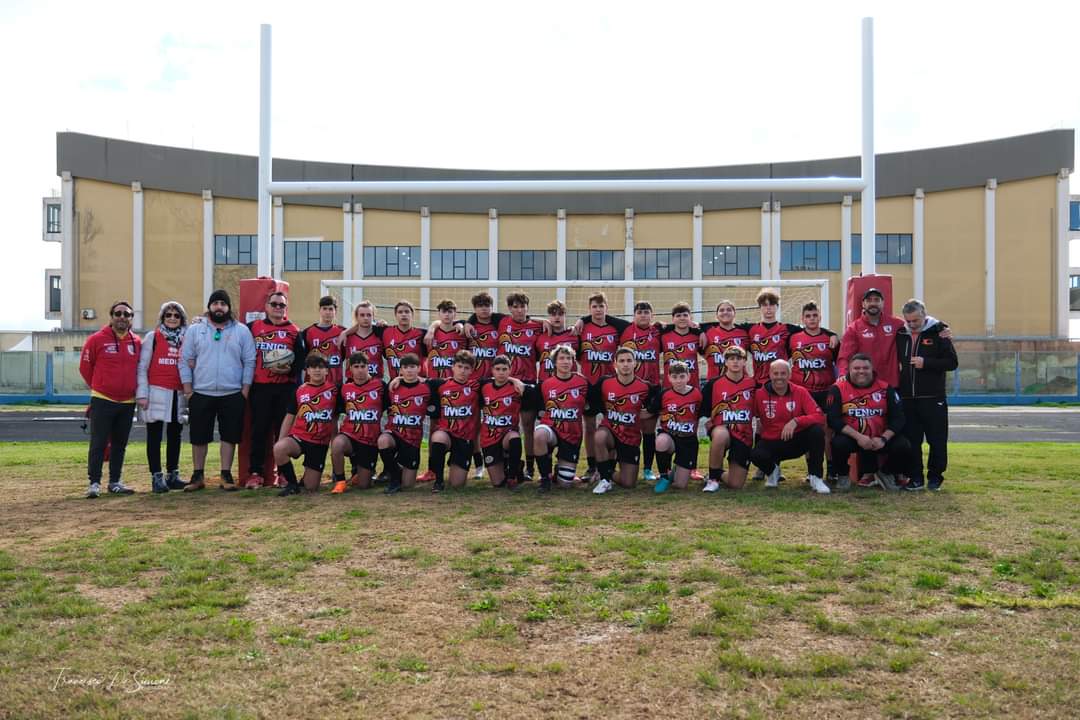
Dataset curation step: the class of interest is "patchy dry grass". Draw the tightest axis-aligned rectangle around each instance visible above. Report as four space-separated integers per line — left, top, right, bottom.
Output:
0 441 1078 718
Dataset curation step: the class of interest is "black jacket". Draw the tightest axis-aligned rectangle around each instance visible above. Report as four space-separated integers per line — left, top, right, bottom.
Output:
895 317 958 400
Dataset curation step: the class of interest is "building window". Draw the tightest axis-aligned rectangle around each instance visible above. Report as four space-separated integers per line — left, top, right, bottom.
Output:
214 234 258 265
46 204 61 234
852 233 912 265
703 245 760 277
566 250 624 281
633 249 692 279
781 241 840 272
1071 201 1080 232
284 241 342 272
49 275 61 313
1070 275 1080 312
363 245 421 277
431 249 489 280
498 250 556 281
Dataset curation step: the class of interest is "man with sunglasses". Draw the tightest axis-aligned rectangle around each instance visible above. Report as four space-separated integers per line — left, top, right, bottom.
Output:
79 300 142 498
180 289 256 492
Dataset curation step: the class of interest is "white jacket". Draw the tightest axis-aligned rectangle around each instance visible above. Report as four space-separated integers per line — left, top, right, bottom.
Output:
136 330 188 423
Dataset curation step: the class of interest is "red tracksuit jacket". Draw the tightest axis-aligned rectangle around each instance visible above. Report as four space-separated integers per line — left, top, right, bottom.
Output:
752 382 825 441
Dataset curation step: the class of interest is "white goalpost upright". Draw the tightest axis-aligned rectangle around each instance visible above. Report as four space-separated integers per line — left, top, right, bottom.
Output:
255 18 877 318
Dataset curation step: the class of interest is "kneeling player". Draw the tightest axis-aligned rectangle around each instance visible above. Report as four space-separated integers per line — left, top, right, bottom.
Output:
593 347 658 495
479 355 529 489
426 350 481 493
750 359 829 494
701 346 756 491
535 344 589 493
329 352 386 494
274 354 339 496
378 353 434 494
653 361 703 493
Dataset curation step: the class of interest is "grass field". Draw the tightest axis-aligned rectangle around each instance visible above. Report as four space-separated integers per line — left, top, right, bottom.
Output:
1 441 1078 719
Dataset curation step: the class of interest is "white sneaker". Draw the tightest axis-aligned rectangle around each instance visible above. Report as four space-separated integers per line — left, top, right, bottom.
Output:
875 471 899 491
702 479 720 493
86 482 100 499
808 475 831 494
472 466 484 480
592 478 614 495
764 467 780 489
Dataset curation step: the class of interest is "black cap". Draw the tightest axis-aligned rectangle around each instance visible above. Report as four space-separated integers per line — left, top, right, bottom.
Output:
862 288 884 300
207 289 232 308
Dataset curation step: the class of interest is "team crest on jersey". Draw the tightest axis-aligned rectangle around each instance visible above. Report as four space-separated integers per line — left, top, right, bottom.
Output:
630 394 640 403
786 400 796 411
503 397 512 406
884 325 893 333
525 330 533 337
570 388 580 398
818 344 826 351
743 390 752 400
278 330 287 338
414 397 424 406
369 390 379 399
463 386 471 396
323 390 333 400
872 392 882 402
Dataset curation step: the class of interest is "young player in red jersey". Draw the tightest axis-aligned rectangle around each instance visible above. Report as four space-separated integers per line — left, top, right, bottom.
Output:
653 361 704 493
424 349 481 493
592 347 659 495
700 300 751 382
302 295 346 385
341 300 387 380
273 354 338 496
745 289 806 386
382 301 427 380
378 353 435 494
424 299 469 379
536 300 578 383
479 355 530 489
575 292 632 483
464 292 501 477
619 301 663 482
535 344 589 493
660 301 705 387
328 352 387 494
787 301 840 479
701 345 756 491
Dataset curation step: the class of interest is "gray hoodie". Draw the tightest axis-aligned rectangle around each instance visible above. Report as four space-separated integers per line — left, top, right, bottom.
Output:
180 318 256 396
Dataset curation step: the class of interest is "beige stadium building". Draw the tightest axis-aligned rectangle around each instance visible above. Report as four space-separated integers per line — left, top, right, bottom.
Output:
42 130 1075 337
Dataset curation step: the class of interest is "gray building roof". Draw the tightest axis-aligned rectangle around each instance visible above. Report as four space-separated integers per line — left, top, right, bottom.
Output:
57 130 1074 214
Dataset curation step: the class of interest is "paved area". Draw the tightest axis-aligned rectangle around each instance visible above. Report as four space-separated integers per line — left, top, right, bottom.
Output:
1 407 1078 444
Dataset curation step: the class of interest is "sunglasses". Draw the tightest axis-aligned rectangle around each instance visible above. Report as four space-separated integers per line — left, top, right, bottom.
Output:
269 302 287 309
112 311 133 318
163 312 181 319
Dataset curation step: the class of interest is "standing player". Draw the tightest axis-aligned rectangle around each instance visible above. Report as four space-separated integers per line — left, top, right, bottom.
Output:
701 346 756 491
619 301 663 482
424 299 469 380
495 293 544 481
576 293 632 483
328 352 386 494
273 354 338 496
787 301 839 479
302 296 346 385
378 353 434 494
653 361 703 493
534 345 589 493
536 300 579 383
425 350 481 493
464 292 502 477
341 300 387 381
592 347 658 495
382 301 427 380
746 289 805 387
660 302 705 386
478 355 529 489
700 300 751 382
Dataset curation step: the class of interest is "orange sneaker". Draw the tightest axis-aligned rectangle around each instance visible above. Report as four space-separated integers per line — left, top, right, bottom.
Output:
349 473 363 488
331 480 348 494
243 473 264 490
690 469 705 482
417 469 436 483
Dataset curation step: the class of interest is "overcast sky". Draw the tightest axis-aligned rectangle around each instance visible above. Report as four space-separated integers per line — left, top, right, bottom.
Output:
2 0 1078 331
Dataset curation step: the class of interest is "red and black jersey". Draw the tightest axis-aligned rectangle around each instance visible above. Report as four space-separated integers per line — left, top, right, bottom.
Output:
287 382 339 446
540 372 589 446
620 322 662 386
431 377 480 441
660 328 703 387
303 324 345 385
469 319 501 380
827 376 898 438
600 375 657 447
338 377 386 446
498 316 543 383
747 321 800 385
701 373 756 446
701 324 751 380
479 379 523 448
425 325 467 379
788 329 838 392
387 379 434 447
578 316 631 385
537 330 579 382
343 327 385 381
249 319 303 385
382 325 426 379
658 386 703 438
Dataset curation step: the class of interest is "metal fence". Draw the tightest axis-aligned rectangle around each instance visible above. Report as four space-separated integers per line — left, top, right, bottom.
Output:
0 349 1077 405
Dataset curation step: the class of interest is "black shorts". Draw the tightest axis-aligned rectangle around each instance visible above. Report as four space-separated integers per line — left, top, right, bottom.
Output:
728 437 752 469
340 436 378 472
448 436 473 470
659 431 698 469
188 392 245 445
614 439 641 467
482 442 504 468
811 389 830 413
288 436 329 472
520 384 542 413
391 434 421 471
556 438 581 466
585 381 605 417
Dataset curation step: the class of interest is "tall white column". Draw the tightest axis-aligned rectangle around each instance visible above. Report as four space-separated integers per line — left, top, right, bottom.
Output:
60 171 75 328
353 203 364 280
692 204 703 313
860 17 876 276
131 181 144 329
913 188 925 302
624 208 635 315
770 201 782 280
488 209 499 301
419 206 431 323
272 197 284 280
202 190 214 301
556 209 567 303
1055 169 1070 338
257 24 272 278
760 202 771 280
841 195 853 289
984 178 997 336
342 202 353 283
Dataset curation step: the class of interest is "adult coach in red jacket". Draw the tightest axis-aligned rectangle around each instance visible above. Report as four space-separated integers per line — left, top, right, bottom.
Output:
837 288 905 388
749 359 830 494
79 300 142 498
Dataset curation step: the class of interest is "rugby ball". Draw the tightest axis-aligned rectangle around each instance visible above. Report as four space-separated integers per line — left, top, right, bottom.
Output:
263 347 295 371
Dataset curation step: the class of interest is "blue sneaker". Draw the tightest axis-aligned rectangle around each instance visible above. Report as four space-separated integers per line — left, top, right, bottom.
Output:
653 473 671 494
643 469 658 483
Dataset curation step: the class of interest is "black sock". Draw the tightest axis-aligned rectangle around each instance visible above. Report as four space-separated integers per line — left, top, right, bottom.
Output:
429 442 448 483
220 469 233 483
599 459 616 481
378 447 398 480
525 454 535 474
587 456 596 474
536 452 553 481
709 466 724 482
332 472 345 483
507 438 523 479
473 451 484 470
656 450 673 475
642 433 656 471
277 462 297 487
191 469 205 482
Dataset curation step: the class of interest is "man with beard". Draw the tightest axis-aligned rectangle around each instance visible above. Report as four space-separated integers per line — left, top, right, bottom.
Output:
180 290 256 492
837 288 905 389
